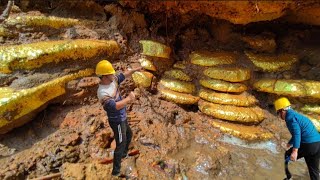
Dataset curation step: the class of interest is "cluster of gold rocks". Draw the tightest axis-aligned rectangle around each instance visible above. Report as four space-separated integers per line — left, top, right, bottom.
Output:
0 15 121 134
247 37 320 131
137 40 200 105
137 41 273 141
191 51 272 141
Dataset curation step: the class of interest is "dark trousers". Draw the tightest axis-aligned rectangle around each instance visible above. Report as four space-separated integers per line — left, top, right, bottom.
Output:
109 120 132 175
285 142 320 180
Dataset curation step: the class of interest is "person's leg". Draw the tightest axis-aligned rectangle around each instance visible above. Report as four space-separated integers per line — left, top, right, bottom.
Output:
109 121 127 175
123 120 132 158
305 156 319 180
304 142 320 180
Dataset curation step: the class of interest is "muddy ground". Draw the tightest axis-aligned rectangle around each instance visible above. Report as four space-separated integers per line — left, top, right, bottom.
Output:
0 1 320 179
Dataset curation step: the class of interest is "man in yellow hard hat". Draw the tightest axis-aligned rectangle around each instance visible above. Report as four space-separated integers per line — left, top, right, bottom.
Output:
274 97 320 180
96 60 142 177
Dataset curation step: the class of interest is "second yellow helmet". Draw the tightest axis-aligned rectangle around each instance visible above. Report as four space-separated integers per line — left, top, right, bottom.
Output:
95 60 115 76
274 97 291 111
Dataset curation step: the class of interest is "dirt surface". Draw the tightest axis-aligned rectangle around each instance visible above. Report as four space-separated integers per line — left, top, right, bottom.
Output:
0 1 320 180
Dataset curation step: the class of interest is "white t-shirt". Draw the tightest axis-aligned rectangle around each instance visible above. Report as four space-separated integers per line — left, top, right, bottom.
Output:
97 81 117 102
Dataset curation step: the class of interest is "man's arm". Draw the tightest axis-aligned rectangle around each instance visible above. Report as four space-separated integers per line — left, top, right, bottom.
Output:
115 92 135 110
290 119 301 149
123 67 142 78
105 92 136 111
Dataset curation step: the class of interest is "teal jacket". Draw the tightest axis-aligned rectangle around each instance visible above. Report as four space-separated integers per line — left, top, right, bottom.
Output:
286 109 320 148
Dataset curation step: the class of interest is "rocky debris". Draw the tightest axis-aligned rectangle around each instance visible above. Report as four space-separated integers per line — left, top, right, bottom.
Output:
0 1 319 179
122 1 320 25
0 144 16 157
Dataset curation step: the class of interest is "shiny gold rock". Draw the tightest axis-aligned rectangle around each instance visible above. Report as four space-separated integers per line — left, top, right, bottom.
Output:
199 88 257 106
301 105 320 115
253 79 320 99
0 39 120 73
200 78 247 93
139 40 171 59
190 50 236 67
160 78 195 94
199 100 265 123
132 71 154 88
5 15 79 29
0 69 94 134
204 67 251 82
245 51 298 72
159 88 200 105
212 120 273 141
139 57 156 71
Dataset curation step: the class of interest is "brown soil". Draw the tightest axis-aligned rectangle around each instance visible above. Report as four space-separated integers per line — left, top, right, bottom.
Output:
1 1 319 179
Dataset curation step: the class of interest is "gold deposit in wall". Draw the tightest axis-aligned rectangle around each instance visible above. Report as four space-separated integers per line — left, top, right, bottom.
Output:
301 105 320 115
203 67 251 82
139 40 171 59
253 79 320 99
0 39 120 73
5 15 79 29
132 71 154 88
200 78 247 93
245 51 298 72
198 100 265 124
159 88 200 105
164 69 192 82
0 69 94 134
212 120 273 141
160 78 195 94
190 51 236 67
199 88 257 107
139 57 157 71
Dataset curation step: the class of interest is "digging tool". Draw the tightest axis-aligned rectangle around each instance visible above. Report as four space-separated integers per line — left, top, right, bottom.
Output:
284 155 292 180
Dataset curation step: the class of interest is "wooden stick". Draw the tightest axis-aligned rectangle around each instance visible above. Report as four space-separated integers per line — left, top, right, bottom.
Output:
29 172 61 180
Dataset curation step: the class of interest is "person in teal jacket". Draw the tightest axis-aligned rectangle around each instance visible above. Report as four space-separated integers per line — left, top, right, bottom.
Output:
275 97 320 180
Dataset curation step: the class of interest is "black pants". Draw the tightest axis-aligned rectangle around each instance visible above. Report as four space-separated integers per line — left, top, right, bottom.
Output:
285 142 320 180
109 120 132 175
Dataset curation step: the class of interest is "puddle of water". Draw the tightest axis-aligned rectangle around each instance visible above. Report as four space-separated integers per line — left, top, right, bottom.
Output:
173 134 310 180
218 135 310 180
218 135 279 154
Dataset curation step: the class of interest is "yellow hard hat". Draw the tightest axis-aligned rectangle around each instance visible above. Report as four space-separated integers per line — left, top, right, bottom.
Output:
274 97 291 111
95 60 115 76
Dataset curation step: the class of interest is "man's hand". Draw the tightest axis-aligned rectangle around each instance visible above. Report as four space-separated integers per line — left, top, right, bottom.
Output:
124 66 143 78
128 92 136 101
291 149 298 161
